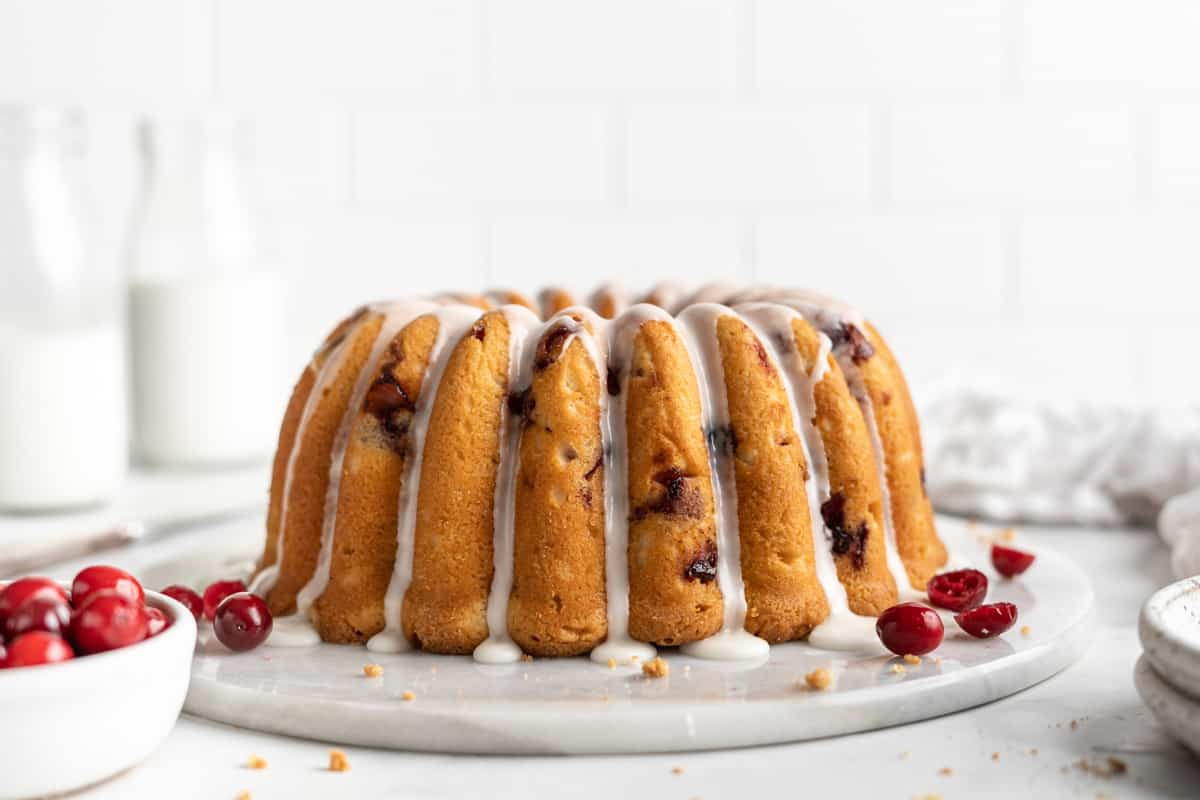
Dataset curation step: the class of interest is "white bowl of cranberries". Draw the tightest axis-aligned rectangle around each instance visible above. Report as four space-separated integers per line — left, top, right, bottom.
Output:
0 566 196 800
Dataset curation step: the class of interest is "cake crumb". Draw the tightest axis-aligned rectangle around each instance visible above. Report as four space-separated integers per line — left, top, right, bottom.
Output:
607 658 617 669
932 656 943 665
401 690 415 702
631 655 640 662
520 653 534 662
1021 625 1031 637
430 665 438 674
642 657 670 678
899 751 910 760
328 749 350 772
991 751 1000 761
1028 747 1039 756
891 663 907 675
363 663 384 678
804 667 833 691
245 754 267 770
912 794 943 800
682 664 691 673
236 792 252 800
998 527 1016 542
903 654 921 665
938 767 953 776
672 766 684 775
1070 719 1079 730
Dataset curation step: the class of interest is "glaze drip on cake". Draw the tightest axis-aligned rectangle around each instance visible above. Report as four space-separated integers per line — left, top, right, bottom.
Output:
254 284 947 661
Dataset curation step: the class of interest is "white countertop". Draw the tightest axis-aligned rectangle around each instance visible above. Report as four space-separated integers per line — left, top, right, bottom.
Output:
4 469 1199 799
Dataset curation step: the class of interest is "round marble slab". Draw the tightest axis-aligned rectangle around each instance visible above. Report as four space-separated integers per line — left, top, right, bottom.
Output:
173 527 1092 754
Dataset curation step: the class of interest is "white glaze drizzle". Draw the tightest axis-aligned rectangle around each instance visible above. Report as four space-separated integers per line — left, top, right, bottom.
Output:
736 302 883 652
674 304 768 661
474 304 544 665
581 304 659 665
366 304 482 653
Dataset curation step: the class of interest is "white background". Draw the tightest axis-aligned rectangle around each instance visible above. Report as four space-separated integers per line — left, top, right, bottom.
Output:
2 0 1198 406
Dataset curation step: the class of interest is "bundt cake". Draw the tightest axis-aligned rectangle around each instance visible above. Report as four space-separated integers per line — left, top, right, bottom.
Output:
250 284 947 663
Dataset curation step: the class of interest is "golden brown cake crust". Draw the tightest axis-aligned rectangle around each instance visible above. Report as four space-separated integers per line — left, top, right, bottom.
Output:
538 288 577 319
310 314 440 643
861 322 947 588
508 317 609 656
259 308 370 580
402 311 511 654
625 320 723 645
790 318 898 615
717 315 830 642
266 312 386 617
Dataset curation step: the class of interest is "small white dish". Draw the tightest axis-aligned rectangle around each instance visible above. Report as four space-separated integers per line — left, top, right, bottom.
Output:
0 589 196 800
1135 654 1200 758
1138 575 1200 700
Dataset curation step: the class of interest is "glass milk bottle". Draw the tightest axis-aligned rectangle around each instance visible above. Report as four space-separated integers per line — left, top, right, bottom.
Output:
0 108 127 509
128 116 283 466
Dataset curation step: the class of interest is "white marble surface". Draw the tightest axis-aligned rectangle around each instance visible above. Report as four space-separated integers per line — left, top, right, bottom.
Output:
3 470 1198 798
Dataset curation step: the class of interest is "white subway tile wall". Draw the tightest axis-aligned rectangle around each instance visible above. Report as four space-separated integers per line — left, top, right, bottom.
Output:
1 0 1196 406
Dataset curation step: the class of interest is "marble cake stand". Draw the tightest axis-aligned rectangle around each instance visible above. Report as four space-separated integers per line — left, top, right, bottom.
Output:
159 521 1093 755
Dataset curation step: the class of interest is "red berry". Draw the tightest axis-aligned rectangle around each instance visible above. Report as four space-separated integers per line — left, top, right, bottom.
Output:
927 568 989 612
71 565 144 609
161 585 204 621
1 632 75 668
69 593 148 654
0 577 68 628
202 579 247 621
876 602 944 656
212 593 272 652
991 545 1036 578
3 596 71 641
955 602 1019 639
145 606 170 637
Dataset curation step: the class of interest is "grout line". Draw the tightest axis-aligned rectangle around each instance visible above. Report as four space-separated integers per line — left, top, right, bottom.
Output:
210 0 221 98
477 0 492 102
478 216 494 286
605 104 629 209
1135 106 1154 211
736 0 758 102
868 100 892 212
344 111 357 206
738 216 758 282
1006 214 1024 320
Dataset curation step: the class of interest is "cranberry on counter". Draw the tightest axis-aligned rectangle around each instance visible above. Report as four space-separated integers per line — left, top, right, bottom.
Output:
2 632 75 668
991 545 1036 578
876 602 944 656
202 580 247 621
955 602 1019 639
212 593 272 652
161 585 204 621
70 594 149 655
927 568 989 612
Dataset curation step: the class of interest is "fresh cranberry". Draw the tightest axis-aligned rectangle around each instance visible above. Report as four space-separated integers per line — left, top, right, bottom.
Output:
0 577 68 628
161 585 203 621
212 593 272 652
1 632 75 668
70 593 148 654
203 580 247 621
71 565 144 609
955 602 1019 638
927 568 989 611
3 596 71 641
876 602 944 656
145 606 170 637
991 545 1036 577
